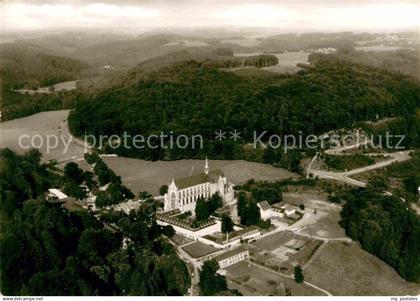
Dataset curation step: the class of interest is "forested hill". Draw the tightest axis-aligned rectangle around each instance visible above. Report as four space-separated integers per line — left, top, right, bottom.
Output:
0 43 89 90
69 58 420 161
78 48 278 91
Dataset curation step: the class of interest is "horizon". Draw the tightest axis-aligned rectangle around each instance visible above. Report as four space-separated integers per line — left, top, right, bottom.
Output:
1 0 419 33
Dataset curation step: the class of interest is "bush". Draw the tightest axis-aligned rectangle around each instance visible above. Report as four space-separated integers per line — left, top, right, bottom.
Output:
294 265 304 283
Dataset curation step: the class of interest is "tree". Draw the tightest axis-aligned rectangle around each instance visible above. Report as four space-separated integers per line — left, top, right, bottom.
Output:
64 162 85 185
195 197 209 221
246 201 261 226
96 191 111 208
84 171 97 190
198 260 227 296
63 180 86 200
208 193 223 212
237 192 247 218
221 215 234 236
162 225 175 238
84 152 99 164
366 175 389 193
159 185 168 195
139 191 152 200
294 265 304 283
258 218 271 229
237 191 262 226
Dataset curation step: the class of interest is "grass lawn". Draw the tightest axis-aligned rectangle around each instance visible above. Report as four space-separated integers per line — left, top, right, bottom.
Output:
0 110 297 196
304 241 420 296
225 261 323 296
103 157 297 195
0 110 86 162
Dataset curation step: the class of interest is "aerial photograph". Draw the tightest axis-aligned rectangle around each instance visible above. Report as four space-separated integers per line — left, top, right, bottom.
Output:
0 0 419 299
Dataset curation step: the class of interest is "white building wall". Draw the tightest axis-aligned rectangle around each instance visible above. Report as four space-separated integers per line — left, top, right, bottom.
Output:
157 219 221 240
217 250 250 269
260 209 271 220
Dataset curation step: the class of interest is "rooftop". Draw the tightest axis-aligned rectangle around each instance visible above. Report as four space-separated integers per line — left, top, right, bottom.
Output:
174 169 224 189
48 188 68 200
283 204 297 211
215 246 248 262
257 201 271 211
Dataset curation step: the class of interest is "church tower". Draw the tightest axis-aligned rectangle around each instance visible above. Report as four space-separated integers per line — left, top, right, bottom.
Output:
204 157 209 175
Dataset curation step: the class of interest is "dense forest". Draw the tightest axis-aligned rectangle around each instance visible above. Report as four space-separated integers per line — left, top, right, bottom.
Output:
340 185 420 282
0 149 190 295
362 114 420 149
68 57 420 162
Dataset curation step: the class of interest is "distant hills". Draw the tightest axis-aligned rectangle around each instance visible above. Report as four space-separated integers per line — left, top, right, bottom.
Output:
78 48 278 91
0 43 89 90
2 31 419 125
310 48 420 80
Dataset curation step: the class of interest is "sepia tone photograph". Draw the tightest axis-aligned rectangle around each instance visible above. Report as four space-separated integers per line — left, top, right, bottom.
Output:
0 0 419 299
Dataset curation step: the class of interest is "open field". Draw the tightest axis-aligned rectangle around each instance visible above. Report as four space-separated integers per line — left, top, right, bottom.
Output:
281 189 347 239
233 51 309 74
13 80 78 95
304 241 420 296
248 231 323 274
225 261 323 296
0 110 297 195
181 241 218 258
288 198 347 239
253 231 295 251
0 110 86 162
264 51 310 73
102 157 297 195
282 188 329 205
298 205 346 239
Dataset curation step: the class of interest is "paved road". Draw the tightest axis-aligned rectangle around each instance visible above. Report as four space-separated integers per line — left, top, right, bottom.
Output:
307 146 411 187
324 137 370 156
168 239 202 296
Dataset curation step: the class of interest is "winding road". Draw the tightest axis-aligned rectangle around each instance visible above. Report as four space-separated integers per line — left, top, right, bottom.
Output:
306 140 412 187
